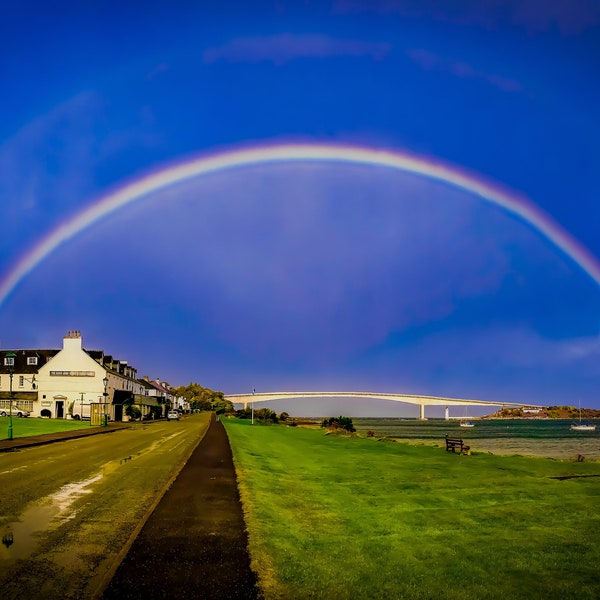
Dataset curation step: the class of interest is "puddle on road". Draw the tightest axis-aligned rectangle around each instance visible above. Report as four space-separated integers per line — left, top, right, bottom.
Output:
144 431 184 455
1 471 104 561
1 429 187 562
0 465 29 476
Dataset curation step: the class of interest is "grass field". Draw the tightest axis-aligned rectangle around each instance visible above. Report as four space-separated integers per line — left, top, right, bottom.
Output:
0 415 93 439
224 419 600 600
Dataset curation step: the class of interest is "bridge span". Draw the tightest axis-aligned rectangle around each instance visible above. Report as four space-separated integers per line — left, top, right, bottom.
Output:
225 391 545 420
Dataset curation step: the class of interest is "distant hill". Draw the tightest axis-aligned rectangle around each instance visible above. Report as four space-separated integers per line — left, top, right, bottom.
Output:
488 406 600 419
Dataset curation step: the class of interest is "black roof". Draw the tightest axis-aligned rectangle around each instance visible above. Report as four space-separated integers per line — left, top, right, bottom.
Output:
0 349 59 375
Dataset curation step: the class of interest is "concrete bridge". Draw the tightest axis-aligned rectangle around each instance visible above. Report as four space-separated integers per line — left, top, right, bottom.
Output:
225 391 546 420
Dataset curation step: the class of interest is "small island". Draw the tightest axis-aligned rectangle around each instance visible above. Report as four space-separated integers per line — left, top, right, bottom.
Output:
487 405 600 420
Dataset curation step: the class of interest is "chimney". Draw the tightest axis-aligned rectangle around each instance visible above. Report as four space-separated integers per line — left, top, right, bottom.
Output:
63 330 83 351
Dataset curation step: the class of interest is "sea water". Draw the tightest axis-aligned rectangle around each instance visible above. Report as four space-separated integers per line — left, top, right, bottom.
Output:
352 418 600 460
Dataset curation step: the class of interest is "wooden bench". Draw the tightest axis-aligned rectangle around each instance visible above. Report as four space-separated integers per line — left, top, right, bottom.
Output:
445 435 471 455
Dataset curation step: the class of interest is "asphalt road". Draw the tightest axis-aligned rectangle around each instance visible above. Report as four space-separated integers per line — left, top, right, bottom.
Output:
0 415 212 599
101 415 259 599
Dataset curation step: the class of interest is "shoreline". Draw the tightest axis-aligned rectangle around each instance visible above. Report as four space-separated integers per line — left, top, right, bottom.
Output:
350 417 600 461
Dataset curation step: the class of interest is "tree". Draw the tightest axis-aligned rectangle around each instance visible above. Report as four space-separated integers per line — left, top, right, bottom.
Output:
171 382 233 413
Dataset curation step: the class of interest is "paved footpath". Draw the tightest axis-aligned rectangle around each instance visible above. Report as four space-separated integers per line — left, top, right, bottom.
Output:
100 415 260 599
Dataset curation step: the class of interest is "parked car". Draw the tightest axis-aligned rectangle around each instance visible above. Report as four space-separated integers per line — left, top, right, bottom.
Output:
167 411 180 421
0 405 30 418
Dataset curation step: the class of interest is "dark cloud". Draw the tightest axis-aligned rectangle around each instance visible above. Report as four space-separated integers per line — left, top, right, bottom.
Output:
334 0 600 35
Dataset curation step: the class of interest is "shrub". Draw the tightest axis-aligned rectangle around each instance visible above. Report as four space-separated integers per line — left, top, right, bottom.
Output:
321 416 356 433
125 405 142 421
256 408 279 423
233 407 279 423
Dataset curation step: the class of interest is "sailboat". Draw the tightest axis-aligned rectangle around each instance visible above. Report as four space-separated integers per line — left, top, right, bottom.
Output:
570 401 596 431
459 406 475 428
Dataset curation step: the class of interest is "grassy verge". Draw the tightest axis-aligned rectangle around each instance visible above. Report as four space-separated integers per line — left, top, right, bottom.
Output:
0 415 93 439
224 418 600 600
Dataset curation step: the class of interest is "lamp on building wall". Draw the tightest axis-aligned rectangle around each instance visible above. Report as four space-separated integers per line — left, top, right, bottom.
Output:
23 375 36 390
6 352 16 440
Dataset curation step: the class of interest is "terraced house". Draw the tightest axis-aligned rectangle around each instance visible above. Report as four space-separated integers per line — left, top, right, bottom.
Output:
0 331 166 422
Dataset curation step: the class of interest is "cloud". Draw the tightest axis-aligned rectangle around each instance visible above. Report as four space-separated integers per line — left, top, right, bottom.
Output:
562 334 600 361
203 33 391 65
333 0 600 35
407 48 523 92
407 325 600 371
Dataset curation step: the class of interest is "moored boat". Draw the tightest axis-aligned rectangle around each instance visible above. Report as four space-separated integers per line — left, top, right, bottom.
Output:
570 423 596 431
571 401 596 431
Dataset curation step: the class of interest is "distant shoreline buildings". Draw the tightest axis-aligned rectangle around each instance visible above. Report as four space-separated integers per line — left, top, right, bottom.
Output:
0 331 185 422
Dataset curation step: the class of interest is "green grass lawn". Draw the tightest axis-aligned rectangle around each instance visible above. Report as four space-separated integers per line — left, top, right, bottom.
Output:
0 415 94 439
224 419 600 600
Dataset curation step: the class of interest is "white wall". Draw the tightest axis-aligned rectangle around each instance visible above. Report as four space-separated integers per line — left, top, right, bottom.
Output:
36 334 106 418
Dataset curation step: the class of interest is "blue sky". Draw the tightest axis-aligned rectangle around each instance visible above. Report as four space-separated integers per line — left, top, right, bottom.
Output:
1 1 600 415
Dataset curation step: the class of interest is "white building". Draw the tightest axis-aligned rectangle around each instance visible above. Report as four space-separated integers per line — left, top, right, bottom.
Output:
2 331 162 422
36 331 114 420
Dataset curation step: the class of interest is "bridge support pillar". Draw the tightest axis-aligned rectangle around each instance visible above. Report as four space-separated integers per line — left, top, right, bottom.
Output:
445 406 449 420
419 404 426 420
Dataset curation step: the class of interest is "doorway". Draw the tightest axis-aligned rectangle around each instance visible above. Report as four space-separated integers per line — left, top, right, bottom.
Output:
56 401 64 419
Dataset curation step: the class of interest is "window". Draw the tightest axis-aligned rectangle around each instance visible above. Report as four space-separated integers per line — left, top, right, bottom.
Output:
4 357 14 366
27 356 38 365
19 376 24 387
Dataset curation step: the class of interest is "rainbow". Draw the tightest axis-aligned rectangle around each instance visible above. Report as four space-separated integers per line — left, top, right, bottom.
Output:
1 142 600 307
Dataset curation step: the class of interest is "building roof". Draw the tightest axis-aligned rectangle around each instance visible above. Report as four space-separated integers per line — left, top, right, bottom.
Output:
0 349 60 375
148 379 172 396
1 340 169 393
138 377 157 390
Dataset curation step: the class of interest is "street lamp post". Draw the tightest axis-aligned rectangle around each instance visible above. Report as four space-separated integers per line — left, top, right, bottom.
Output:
6 352 16 440
103 376 109 426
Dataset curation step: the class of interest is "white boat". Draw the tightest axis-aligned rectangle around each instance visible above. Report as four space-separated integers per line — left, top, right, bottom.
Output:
571 424 596 431
571 401 596 431
459 406 475 427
